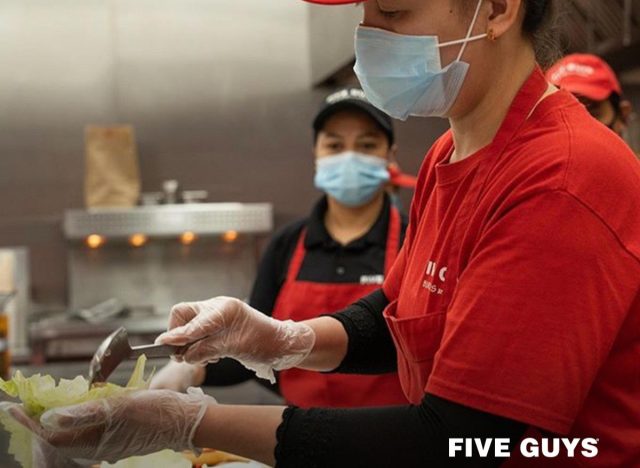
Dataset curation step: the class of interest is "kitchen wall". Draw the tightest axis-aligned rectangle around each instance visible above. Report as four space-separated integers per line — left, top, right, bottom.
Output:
624 84 640 153
0 1 449 305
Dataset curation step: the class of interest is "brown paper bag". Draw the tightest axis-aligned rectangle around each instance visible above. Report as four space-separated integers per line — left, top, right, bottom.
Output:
84 125 141 208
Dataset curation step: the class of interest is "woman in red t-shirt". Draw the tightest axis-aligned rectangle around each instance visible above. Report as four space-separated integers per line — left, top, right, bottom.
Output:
20 1 640 467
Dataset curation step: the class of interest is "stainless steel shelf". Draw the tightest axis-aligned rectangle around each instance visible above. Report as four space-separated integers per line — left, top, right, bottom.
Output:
63 203 273 239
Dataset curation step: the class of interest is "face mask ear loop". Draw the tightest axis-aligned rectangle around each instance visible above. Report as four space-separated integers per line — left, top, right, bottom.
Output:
456 0 484 62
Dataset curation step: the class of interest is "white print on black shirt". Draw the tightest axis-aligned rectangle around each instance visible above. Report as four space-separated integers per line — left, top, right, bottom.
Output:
448 438 599 459
359 274 384 285
423 260 447 295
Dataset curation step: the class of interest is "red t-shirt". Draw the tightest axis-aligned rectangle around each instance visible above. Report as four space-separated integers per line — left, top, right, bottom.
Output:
383 71 640 466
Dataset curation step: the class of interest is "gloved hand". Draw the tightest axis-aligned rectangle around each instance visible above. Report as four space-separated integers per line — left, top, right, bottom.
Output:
16 388 215 464
150 360 206 392
0 402 84 468
156 296 316 383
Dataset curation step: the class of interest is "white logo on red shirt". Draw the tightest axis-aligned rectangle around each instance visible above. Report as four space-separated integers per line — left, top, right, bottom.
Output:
424 260 447 295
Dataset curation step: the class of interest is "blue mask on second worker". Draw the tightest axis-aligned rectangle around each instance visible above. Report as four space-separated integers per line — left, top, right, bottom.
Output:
314 152 390 207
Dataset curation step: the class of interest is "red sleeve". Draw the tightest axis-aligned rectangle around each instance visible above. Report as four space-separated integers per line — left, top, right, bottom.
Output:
426 190 640 434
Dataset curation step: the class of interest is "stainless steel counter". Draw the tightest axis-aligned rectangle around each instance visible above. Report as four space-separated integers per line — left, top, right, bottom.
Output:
29 315 169 364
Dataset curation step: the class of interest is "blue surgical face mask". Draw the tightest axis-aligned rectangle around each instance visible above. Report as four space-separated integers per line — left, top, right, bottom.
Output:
354 0 486 120
314 152 390 207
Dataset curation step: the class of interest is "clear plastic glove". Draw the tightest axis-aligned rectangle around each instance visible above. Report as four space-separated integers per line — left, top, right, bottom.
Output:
150 360 206 392
0 402 84 468
21 388 214 464
156 296 316 383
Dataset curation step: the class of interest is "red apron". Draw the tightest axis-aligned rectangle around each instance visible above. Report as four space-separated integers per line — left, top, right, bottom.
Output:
273 206 408 408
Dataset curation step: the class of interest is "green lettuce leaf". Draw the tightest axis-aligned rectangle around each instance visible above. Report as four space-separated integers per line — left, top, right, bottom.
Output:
0 354 151 418
0 407 36 467
0 355 153 466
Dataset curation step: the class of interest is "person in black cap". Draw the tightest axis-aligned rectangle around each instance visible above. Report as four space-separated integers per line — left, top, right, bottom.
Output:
150 87 415 409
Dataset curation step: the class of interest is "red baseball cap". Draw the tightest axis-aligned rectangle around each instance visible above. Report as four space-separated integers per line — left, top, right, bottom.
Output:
546 54 622 101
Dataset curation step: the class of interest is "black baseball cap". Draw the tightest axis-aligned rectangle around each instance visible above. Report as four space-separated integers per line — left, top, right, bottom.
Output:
313 88 395 145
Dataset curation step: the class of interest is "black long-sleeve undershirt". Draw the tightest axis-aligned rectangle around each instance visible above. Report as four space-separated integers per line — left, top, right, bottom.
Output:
329 288 397 374
275 394 527 468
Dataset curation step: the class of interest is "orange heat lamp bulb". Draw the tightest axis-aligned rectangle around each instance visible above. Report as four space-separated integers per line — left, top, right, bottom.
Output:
129 233 148 248
86 234 106 249
180 231 197 245
222 230 239 243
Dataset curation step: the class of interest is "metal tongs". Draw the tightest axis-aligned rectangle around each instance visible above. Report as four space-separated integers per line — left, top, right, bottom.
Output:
88 327 180 386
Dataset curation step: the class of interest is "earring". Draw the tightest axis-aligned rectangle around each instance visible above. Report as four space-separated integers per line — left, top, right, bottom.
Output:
487 28 497 41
